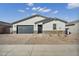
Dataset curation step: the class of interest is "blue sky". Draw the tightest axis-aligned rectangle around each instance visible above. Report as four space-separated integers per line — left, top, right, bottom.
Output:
0 3 79 23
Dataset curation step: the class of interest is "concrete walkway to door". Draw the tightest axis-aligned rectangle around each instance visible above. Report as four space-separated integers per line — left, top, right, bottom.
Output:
0 44 79 56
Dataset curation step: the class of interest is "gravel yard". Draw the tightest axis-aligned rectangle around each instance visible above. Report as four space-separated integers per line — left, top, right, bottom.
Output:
0 34 78 44
0 34 79 56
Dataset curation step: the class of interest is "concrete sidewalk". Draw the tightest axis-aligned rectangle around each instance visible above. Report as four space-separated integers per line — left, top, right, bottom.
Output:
0 44 79 56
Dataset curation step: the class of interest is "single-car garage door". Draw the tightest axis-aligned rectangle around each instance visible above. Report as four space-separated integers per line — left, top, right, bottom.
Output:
17 25 34 34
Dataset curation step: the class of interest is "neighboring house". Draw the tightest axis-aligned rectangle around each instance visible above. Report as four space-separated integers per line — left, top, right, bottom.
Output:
66 20 79 34
12 15 67 34
0 21 11 34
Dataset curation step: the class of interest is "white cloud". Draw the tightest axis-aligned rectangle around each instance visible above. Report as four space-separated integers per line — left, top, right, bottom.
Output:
32 7 37 11
26 8 30 10
32 13 37 15
32 7 41 11
51 10 59 14
67 3 79 9
27 3 34 6
64 17 72 22
38 7 51 12
18 9 25 13
32 7 51 13
53 10 59 14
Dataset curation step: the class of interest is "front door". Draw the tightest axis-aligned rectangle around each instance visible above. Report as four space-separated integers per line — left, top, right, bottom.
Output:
65 28 69 35
38 25 42 33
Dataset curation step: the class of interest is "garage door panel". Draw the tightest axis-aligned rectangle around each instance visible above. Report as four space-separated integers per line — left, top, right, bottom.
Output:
17 25 34 34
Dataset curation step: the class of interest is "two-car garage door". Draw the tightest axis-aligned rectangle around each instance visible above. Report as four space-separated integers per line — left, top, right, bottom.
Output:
17 25 34 34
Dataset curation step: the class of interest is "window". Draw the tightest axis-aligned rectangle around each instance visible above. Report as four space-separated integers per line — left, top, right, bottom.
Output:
53 24 56 30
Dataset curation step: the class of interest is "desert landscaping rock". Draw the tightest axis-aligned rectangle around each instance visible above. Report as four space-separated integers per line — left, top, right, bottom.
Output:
0 34 79 56
0 34 78 44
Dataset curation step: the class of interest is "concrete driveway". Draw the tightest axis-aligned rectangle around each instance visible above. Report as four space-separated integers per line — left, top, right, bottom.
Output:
0 34 79 56
0 44 79 56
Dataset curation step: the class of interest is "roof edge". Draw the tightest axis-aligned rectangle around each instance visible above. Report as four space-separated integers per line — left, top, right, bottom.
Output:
12 14 48 24
12 14 67 24
0 21 11 26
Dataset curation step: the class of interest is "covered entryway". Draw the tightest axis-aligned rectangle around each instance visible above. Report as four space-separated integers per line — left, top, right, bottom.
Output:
17 25 34 34
38 25 42 33
65 28 69 35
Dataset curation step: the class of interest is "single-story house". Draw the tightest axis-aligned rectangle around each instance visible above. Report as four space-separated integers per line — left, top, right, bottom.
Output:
11 14 67 34
66 20 79 34
0 21 11 34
